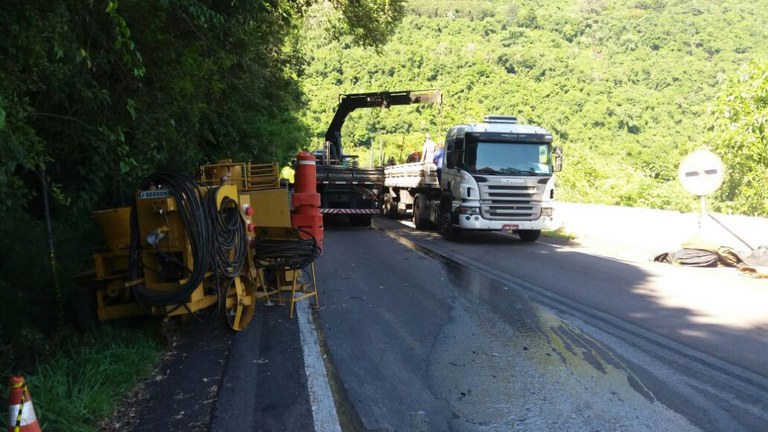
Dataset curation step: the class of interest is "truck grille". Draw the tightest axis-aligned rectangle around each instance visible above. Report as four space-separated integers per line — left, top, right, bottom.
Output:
479 183 541 221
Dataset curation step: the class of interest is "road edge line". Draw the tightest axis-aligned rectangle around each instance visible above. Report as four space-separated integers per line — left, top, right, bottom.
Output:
297 300 342 432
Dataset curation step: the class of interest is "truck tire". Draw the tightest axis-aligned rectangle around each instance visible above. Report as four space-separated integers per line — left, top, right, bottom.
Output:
439 208 461 241
413 197 428 230
383 196 398 219
518 229 541 242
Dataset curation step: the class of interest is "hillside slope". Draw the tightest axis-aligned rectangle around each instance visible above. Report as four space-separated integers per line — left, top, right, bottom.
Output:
299 0 768 212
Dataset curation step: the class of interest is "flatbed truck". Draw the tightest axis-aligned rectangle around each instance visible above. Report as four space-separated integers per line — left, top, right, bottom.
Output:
315 89 441 225
381 115 562 241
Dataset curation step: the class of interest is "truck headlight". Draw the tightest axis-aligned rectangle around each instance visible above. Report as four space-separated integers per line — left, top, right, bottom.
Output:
458 207 481 215
541 207 553 217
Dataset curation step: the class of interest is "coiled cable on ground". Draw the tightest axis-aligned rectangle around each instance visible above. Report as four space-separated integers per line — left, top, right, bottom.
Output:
253 228 322 271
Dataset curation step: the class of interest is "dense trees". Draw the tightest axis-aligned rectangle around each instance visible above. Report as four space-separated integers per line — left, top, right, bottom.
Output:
0 0 405 370
2 2 767 426
1 1 405 219
2 0 767 372
709 60 768 216
299 0 768 216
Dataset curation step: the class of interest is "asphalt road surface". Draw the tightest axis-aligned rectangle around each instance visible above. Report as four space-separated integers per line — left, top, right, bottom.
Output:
310 216 768 431
112 210 768 431
110 304 314 432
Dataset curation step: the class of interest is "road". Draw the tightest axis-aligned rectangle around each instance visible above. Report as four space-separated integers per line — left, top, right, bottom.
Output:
117 208 768 431
310 216 768 431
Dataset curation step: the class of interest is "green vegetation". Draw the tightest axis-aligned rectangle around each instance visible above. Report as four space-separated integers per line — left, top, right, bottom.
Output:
300 0 768 216
709 60 768 216
1 1 403 430
1 0 768 429
542 227 578 241
1 322 160 431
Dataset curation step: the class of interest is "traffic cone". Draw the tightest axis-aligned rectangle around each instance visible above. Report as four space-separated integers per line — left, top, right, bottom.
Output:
7 376 41 432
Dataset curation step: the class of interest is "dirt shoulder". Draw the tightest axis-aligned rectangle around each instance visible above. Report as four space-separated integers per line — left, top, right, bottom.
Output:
553 203 768 268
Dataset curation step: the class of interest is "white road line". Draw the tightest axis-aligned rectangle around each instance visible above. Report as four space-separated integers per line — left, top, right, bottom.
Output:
297 301 342 432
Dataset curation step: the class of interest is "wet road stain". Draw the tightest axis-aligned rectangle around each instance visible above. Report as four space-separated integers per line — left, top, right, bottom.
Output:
426 261 696 431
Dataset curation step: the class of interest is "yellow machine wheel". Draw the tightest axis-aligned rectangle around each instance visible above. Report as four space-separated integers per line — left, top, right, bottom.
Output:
224 274 255 331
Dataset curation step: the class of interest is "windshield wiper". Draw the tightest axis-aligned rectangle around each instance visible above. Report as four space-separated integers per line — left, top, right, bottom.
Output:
500 167 544 175
475 167 500 174
476 167 545 175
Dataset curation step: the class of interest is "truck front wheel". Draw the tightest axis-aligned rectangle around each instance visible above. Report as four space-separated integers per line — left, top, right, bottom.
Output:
439 208 461 241
413 197 428 230
518 229 541 242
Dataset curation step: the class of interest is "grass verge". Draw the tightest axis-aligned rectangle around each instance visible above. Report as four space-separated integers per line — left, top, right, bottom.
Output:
543 227 577 241
2 321 162 432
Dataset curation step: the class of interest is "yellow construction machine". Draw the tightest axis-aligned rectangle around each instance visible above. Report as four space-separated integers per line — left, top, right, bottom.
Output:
84 160 320 331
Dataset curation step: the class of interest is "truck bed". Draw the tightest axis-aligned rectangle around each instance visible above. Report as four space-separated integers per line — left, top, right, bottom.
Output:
384 162 439 189
316 165 384 185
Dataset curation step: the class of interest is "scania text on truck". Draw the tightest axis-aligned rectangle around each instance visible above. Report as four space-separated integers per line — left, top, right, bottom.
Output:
381 115 562 241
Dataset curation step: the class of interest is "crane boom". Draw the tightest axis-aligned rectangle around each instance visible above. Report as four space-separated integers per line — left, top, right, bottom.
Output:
323 89 442 164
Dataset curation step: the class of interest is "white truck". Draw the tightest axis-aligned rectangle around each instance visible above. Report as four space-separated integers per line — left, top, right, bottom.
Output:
380 115 562 241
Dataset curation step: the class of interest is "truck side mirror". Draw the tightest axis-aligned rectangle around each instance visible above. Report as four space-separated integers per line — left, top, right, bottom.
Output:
553 146 563 172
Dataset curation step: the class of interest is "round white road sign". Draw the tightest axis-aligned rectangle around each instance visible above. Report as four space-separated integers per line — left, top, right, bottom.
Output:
677 149 725 196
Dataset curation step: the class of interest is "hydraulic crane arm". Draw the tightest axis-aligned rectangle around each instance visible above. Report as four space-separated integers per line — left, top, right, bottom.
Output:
323 89 442 164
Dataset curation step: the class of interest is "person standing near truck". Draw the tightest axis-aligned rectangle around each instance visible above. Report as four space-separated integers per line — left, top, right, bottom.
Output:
422 133 436 164
433 142 444 182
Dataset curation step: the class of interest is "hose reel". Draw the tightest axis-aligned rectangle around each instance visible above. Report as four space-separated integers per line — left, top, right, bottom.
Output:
128 173 253 328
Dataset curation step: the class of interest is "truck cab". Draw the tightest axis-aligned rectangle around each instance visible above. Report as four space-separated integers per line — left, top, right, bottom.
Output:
436 115 562 241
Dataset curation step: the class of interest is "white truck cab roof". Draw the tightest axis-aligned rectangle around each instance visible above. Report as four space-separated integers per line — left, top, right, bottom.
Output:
448 115 552 141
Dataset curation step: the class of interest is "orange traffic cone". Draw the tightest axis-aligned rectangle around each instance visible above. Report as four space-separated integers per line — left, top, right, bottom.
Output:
7 376 41 432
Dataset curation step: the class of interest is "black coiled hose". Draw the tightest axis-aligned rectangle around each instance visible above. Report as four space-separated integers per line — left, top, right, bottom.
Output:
208 193 247 279
133 173 212 306
253 228 322 272
132 173 246 309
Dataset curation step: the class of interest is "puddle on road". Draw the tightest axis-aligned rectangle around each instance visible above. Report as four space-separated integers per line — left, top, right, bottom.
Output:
430 263 699 432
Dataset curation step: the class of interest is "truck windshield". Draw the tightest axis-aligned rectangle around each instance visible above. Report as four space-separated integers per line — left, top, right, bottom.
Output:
468 141 552 175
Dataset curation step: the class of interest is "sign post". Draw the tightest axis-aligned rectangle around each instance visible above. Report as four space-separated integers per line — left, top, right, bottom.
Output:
677 149 725 229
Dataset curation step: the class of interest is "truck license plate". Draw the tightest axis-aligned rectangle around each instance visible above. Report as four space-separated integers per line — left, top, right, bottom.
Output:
502 224 519 231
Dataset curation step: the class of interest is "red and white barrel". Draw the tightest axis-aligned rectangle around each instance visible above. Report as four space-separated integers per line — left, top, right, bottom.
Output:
291 151 324 250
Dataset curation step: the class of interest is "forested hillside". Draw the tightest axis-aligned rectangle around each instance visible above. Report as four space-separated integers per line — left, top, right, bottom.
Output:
0 0 404 396
1 1 767 428
2 1 766 342
300 0 768 214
